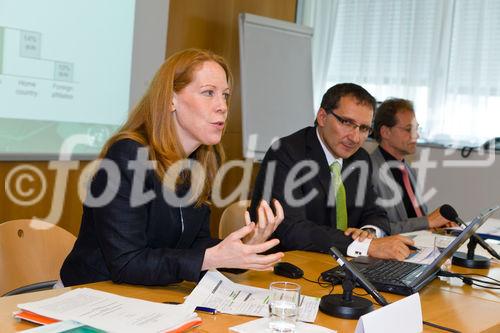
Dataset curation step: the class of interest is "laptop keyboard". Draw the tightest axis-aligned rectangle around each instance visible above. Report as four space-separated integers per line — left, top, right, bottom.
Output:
366 260 421 283
322 260 422 286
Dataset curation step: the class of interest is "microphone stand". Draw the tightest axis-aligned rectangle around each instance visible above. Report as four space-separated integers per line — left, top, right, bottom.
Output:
320 247 388 319
452 236 491 269
439 204 498 268
319 269 374 319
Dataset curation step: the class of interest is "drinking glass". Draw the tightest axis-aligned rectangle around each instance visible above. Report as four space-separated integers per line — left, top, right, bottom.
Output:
268 281 301 333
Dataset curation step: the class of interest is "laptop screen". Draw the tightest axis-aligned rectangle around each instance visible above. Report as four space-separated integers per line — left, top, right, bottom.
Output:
416 205 500 283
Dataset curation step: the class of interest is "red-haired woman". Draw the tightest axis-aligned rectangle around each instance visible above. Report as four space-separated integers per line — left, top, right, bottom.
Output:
61 49 283 286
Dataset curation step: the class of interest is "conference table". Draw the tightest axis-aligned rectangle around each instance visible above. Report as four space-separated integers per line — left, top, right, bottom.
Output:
0 251 498 332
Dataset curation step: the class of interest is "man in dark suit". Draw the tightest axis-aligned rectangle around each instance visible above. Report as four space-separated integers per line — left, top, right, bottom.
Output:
250 83 414 260
371 98 454 234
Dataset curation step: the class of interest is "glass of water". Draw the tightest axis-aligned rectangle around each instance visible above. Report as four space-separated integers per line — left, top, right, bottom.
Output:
268 281 301 333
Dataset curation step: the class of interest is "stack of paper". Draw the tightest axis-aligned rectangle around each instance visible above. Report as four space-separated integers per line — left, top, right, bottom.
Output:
403 229 500 262
20 320 106 332
185 270 320 322
404 246 441 265
14 288 201 333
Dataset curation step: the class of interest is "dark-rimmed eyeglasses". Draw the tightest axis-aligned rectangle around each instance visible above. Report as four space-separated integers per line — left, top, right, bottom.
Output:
393 125 421 135
328 111 373 135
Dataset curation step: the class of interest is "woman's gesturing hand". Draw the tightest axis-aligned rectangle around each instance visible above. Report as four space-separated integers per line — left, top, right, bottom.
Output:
243 199 284 245
202 222 284 271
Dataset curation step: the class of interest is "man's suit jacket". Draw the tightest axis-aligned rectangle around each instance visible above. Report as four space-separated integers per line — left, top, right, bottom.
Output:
250 126 390 254
370 147 429 234
60 139 219 287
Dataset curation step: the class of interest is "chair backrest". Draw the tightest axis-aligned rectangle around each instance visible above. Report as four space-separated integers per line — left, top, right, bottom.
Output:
218 200 251 239
0 219 76 296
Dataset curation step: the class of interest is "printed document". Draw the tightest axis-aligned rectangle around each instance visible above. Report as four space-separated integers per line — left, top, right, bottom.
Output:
17 288 199 333
403 229 500 262
185 270 320 322
404 246 441 265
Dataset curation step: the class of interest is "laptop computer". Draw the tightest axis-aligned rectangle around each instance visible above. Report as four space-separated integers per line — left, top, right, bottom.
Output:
321 205 500 295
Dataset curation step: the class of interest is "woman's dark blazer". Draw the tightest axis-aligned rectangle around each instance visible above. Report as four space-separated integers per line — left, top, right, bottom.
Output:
60 139 219 286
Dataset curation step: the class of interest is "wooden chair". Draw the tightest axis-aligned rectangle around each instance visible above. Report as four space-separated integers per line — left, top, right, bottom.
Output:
0 219 76 296
218 200 251 239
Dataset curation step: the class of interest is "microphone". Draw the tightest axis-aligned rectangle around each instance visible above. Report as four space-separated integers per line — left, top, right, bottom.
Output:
329 246 388 306
440 204 500 260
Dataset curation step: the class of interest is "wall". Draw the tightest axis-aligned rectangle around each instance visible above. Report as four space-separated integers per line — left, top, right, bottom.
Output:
166 0 298 235
0 161 91 236
416 146 500 221
364 140 500 221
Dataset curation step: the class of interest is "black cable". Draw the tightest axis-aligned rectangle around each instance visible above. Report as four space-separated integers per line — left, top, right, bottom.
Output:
328 283 335 295
438 270 500 288
466 277 499 286
317 275 335 288
300 275 335 290
460 273 500 284
461 146 474 158
423 320 462 333
470 282 500 290
301 276 320 284
438 271 500 286
437 270 457 278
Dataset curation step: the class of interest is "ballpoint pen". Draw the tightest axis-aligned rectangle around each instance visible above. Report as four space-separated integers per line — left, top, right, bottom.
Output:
195 306 218 315
164 301 218 315
407 244 420 251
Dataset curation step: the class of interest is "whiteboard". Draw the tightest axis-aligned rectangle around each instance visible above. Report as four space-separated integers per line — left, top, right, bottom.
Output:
239 13 315 160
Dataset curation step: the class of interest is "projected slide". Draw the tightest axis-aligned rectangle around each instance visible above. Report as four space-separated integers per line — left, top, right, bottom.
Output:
0 0 134 125
0 27 75 83
0 0 133 125
0 0 172 158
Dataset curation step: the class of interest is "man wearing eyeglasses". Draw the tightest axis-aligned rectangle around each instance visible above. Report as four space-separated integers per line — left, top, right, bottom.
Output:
371 98 454 234
250 83 415 261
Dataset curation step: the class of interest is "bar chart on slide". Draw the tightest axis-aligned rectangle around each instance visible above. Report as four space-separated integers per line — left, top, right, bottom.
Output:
0 0 147 157
0 0 135 125
0 26 75 82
